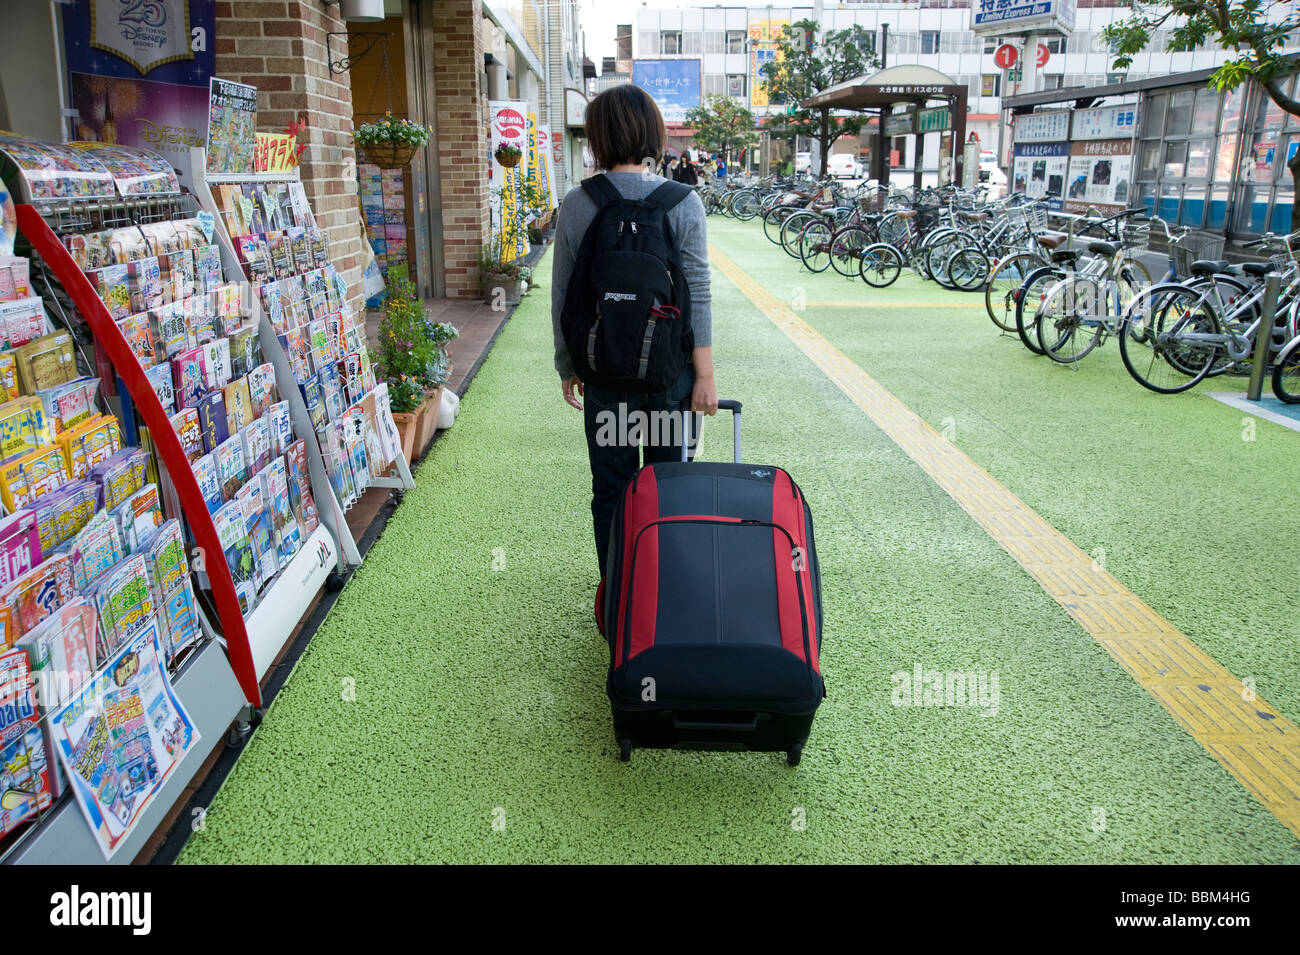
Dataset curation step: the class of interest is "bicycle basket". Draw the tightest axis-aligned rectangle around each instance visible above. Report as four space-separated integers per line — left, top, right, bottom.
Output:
1122 221 1150 256
1171 234 1227 275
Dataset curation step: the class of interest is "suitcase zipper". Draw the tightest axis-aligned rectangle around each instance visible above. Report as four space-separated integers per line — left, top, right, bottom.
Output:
620 516 811 669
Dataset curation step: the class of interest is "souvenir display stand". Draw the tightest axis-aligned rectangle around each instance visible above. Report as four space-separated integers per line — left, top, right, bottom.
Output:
189 147 415 589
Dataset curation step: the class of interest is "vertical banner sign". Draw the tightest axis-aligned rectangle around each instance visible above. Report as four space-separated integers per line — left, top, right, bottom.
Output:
631 60 702 124
537 124 556 210
748 19 788 109
489 100 530 263
525 112 549 221
206 78 257 174
50 625 200 860
61 0 215 191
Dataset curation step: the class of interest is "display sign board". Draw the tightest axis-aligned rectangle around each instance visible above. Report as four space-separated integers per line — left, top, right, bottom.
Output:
1012 110 1071 143
749 18 788 108
206 77 256 174
1011 141 1069 210
1063 139 1133 215
631 59 702 124
971 0 1076 35
1071 105 1140 141
564 88 587 128
489 99 531 264
884 112 915 137
253 131 302 174
917 107 952 133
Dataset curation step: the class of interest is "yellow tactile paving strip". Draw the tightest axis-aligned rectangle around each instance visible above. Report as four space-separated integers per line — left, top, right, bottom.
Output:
711 244 1300 837
806 300 985 309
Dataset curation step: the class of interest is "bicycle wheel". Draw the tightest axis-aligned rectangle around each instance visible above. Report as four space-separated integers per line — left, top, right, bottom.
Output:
763 207 793 245
1118 284 1223 393
800 219 834 273
858 243 902 288
1015 266 1065 355
878 213 909 247
986 253 1042 332
1271 335 1300 403
732 190 759 221
781 212 815 258
946 246 991 292
925 232 965 286
1037 277 1105 364
829 225 873 277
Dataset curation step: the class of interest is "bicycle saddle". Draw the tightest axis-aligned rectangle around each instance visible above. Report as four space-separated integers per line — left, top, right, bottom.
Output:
894 209 918 219
1036 232 1068 250
1189 259 1231 276
1050 250 1079 264
1241 261 1273 277
1087 240 1120 256
959 211 990 221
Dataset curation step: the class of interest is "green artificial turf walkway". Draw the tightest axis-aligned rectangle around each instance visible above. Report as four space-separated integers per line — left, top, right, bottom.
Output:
180 220 1300 864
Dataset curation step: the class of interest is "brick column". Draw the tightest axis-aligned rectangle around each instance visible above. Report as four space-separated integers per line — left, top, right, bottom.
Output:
214 1 366 319
432 0 490 299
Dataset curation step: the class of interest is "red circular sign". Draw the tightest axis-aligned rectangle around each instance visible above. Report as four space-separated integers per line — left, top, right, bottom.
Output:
994 44 1018 70
495 108 525 143
1037 43 1050 68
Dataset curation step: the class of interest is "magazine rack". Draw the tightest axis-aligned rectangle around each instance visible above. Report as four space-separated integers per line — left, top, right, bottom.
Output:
188 148 416 571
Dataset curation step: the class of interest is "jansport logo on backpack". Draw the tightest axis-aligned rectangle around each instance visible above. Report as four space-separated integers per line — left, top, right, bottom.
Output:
560 174 694 393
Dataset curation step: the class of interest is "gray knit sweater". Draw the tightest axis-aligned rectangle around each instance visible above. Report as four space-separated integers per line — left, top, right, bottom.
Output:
550 172 712 379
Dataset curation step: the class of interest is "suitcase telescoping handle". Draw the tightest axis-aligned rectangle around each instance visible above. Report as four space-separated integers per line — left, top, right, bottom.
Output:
680 399 743 464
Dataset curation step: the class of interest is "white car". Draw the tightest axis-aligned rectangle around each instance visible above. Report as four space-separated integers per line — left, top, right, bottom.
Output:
828 154 864 178
795 151 812 174
979 150 1007 197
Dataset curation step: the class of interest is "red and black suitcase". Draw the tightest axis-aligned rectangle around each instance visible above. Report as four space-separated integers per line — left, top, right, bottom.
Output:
597 400 825 765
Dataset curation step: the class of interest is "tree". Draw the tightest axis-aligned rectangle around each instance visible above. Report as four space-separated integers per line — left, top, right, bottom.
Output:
683 94 759 165
759 19 878 178
1102 2 1300 195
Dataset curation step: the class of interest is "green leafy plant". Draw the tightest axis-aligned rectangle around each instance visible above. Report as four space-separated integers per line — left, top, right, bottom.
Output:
494 143 522 166
374 278 439 412
355 112 432 149
479 236 532 281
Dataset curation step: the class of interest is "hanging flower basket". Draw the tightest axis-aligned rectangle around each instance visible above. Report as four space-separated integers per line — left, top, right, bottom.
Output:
354 113 430 169
495 144 522 168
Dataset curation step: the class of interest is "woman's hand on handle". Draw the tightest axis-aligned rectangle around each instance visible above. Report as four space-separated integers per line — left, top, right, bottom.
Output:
690 346 718 415
562 376 584 410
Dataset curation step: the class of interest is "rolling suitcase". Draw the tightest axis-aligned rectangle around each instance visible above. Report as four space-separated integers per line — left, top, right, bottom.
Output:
598 400 825 765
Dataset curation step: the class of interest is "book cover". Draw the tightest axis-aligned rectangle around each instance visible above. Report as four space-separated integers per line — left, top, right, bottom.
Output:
114 312 157 366
240 417 272 475
125 256 163 313
318 423 356 509
185 295 218 349
168 407 203 463
94 447 148 512
0 647 56 836
340 412 370 496
159 249 196 304
222 376 254 434
258 456 300 563
191 453 222 513
340 351 364 406
113 483 163 554
69 509 124 592
152 300 187 359
228 323 260 379
288 227 313 274
91 552 152 659
15 331 76 395
235 480 277 588
300 374 326 431
170 345 207 409
213 435 248 501
268 400 293 454
159 580 200 662
201 337 232 391
144 520 187 602
246 362 277 418
266 231 293 279
193 244 222 294
60 414 122 480
37 377 99 434
358 392 389 473
371 383 400 470
195 390 228 453
218 183 246 236
88 266 132 321
259 280 285 331
310 229 329 268
0 510 41 592
143 361 174 415
277 327 312 383
20 597 96 711
212 284 245 335
0 442 70 512
213 499 257 587
0 352 18 402
34 481 97 555
3 551 75 634
284 439 319 537
0 396 50 463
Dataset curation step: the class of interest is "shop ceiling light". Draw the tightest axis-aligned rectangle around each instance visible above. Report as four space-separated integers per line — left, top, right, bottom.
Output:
338 0 384 23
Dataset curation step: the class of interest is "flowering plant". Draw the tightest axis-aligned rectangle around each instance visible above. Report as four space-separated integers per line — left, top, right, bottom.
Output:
494 143 522 165
374 278 438 412
355 112 432 149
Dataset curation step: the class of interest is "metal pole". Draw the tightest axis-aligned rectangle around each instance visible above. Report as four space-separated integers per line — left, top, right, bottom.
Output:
1247 272 1280 400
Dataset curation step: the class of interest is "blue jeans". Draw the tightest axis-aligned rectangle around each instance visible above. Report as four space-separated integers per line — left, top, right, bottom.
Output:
584 366 696 573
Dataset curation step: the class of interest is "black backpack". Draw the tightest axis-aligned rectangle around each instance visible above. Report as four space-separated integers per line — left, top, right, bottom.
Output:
560 174 693 393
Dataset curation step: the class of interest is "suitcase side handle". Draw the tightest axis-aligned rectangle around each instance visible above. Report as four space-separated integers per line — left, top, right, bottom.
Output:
680 398 743 463
672 713 759 732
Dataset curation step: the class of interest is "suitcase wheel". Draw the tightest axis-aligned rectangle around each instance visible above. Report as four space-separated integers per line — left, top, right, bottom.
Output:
619 738 632 762
786 743 803 767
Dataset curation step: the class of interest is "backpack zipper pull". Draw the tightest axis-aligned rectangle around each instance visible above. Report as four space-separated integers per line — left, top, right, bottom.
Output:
631 221 638 233
618 220 624 234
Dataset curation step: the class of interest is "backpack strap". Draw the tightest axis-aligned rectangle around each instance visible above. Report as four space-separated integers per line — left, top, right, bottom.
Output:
644 180 693 212
580 173 621 208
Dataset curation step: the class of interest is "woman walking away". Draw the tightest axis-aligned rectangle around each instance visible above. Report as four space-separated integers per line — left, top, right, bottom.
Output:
552 84 717 579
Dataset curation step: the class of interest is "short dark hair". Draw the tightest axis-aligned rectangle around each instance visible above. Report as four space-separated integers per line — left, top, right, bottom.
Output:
585 85 666 170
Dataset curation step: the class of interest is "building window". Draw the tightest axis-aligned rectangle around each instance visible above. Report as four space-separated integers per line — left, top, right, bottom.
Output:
705 30 724 54
920 31 940 55
983 36 1001 54
683 31 703 55
640 31 659 56
704 73 725 97
981 74 1000 97
1045 37 1064 54
661 31 681 55
727 74 746 98
859 34 876 57
1107 72 1127 85
726 30 746 54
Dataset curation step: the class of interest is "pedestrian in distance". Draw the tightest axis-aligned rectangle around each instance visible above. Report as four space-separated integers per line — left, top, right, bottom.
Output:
552 83 718 573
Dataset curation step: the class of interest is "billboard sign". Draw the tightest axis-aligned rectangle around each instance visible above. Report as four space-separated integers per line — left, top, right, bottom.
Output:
1011 141 1069 210
749 18 788 108
1072 105 1140 141
971 0 1075 36
1012 110 1070 143
632 59 702 123
1063 139 1133 215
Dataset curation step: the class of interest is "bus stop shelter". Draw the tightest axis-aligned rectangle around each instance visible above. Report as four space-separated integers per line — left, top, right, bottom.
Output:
803 64 969 188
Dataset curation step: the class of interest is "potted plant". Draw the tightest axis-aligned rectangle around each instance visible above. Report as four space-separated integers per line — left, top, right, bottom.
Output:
355 112 432 169
494 143 522 168
478 236 532 306
411 316 458 448
373 278 439 460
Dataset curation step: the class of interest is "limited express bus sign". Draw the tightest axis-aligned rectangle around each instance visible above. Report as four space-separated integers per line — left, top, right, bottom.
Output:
971 0 1075 35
